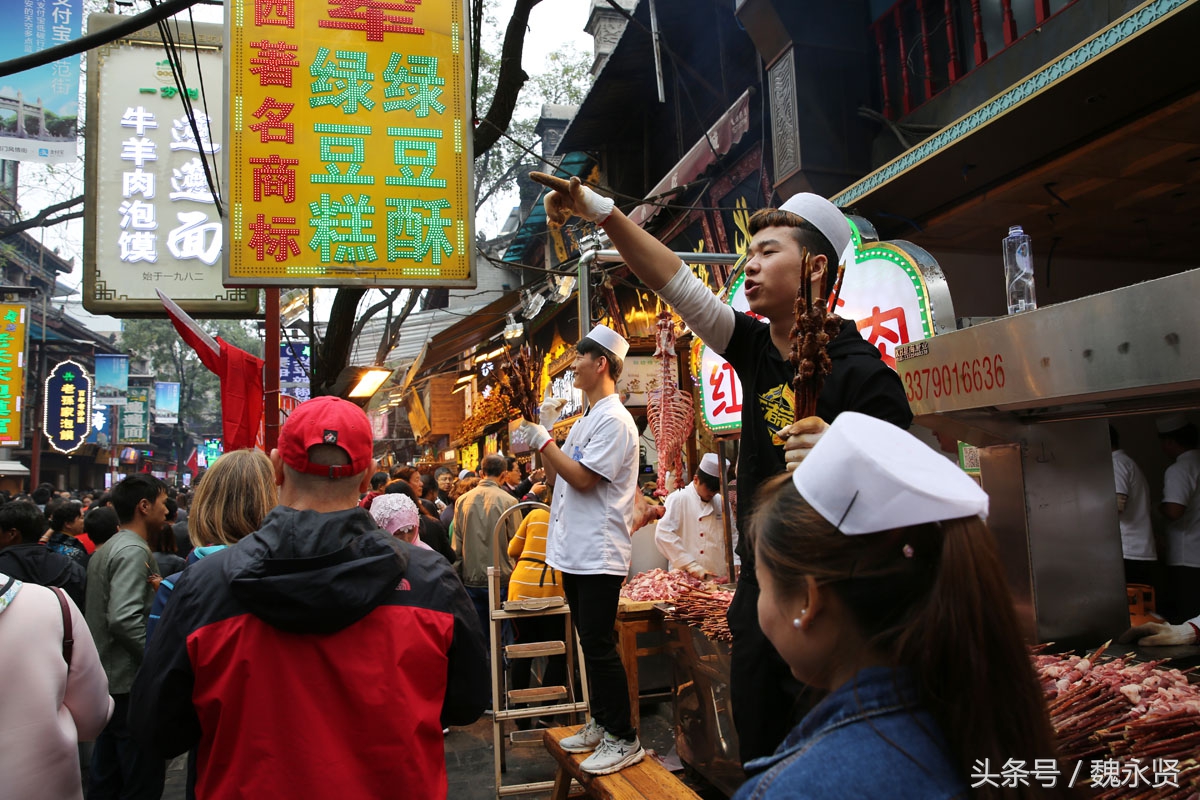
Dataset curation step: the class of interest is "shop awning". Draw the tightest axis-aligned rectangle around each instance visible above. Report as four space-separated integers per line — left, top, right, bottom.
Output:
420 291 520 376
628 90 752 227
501 151 594 266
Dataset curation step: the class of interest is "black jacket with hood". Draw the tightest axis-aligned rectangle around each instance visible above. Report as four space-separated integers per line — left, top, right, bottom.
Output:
0 543 87 608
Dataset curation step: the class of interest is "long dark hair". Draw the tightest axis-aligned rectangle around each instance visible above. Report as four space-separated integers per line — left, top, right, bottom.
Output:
750 474 1064 799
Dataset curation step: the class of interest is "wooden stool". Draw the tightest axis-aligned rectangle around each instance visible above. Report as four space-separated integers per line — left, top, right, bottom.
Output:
543 726 702 800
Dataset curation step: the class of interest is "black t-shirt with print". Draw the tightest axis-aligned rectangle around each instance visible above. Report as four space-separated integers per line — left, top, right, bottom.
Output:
719 312 913 581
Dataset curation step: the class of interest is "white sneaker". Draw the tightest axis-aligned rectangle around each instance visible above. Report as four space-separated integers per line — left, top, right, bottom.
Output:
558 717 605 753
579 733 644 775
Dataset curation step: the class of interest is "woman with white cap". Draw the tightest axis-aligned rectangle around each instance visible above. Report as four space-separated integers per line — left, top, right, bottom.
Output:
734 412 1063 799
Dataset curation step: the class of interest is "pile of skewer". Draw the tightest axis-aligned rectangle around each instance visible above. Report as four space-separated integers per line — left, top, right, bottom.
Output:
788 248 845 421
666 585 735 642
497 344 542 422
1034 643 1200 796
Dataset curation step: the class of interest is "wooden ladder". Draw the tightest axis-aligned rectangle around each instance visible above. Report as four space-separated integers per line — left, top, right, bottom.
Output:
488 502 590 798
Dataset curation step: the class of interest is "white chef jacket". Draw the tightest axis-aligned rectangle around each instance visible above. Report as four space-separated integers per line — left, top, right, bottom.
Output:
1112 449 1155 561
1163 449 1200 568
545 393 639 576
654 482 739 578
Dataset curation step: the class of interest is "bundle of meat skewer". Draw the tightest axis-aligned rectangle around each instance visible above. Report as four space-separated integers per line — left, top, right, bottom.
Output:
496 344 542 422
620 568 707 602
1033 643 1200 796
788 248 846 421
665 585 735 642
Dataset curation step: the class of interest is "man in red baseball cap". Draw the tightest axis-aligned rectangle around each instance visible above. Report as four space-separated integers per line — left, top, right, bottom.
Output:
131 396 487 799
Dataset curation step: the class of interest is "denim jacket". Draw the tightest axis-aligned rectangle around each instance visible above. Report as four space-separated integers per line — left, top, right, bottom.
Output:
733 667 967 800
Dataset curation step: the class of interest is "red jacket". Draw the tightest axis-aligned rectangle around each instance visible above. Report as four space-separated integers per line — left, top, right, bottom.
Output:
130 506 487 799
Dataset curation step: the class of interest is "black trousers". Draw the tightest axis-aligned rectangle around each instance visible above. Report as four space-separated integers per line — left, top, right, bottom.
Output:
87 693 166 800
727 578 817 763
561 572 635 741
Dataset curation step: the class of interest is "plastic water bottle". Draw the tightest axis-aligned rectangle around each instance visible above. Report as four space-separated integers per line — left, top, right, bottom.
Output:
1003 225 1037 315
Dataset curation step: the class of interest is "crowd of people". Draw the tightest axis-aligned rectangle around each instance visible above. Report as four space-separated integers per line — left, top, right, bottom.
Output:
5 181 1188 800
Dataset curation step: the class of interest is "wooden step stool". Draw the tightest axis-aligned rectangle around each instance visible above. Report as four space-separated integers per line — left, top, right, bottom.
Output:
543 726 702 800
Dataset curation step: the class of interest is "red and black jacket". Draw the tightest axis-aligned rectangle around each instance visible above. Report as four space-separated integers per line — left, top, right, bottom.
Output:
130 506 488 799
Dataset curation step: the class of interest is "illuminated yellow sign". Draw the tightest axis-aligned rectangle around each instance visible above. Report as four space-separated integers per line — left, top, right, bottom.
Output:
0 304 27 447
225 0 474 287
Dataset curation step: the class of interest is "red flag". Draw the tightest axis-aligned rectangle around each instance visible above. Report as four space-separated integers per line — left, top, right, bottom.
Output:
157 290 264 452
185 446 199 477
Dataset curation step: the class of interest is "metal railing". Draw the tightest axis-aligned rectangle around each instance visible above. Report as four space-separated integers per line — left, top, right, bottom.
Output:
871 0 1080 119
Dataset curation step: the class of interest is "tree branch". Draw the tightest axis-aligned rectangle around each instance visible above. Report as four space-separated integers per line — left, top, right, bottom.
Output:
0 195 85 239
375 289 423 365
350 288 402 342
313 287 366 394
473 0 544 156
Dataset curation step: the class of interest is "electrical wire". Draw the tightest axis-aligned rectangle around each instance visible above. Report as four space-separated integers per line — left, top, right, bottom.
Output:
149 0 224 218
0 0 218 78
480 119 751 216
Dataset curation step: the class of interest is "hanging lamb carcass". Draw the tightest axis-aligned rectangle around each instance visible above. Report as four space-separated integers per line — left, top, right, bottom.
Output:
646 310 694 497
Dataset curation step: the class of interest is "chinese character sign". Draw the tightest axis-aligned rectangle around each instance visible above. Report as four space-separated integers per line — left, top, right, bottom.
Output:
155 381 180 423
44 360 91 454
83 14 257 316
86 404 110 446
94 354 129 406
691 218 951 435
280 341 311 401
0 0 81 164
226 0 475 287
123 385 151 443
0 303 27 446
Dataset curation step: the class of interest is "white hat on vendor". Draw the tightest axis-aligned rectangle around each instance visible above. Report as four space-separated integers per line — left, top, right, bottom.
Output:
791 412 989 535
582 323 629 362
697 453 723 479
779 193 853 266
1155 413 1190 435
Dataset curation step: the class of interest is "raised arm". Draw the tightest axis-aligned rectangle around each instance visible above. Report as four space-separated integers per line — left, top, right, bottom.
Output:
535 173 736 353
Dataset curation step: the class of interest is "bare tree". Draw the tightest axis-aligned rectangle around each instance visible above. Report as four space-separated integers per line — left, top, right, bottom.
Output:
312 0 546 393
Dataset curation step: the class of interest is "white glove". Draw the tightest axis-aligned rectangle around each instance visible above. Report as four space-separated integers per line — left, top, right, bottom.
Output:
1118 621 1198 647
516 420 552 452
539 397 567 429
784 416 830 473
684 561 708 580
544 176 614 225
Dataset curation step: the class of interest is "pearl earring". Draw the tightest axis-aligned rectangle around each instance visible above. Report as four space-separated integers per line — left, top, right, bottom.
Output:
792 609 807 629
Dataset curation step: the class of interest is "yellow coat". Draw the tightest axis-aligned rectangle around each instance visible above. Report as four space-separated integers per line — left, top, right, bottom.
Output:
506 509 565 601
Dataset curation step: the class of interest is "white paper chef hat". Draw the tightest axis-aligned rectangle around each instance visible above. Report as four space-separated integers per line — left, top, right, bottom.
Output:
698 453 722 478
778 193 852 264
582 323 629 362
1156 413 1190 434
792 412 989 535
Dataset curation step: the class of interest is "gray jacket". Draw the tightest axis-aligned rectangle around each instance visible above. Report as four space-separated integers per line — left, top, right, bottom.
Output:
85 530 153 694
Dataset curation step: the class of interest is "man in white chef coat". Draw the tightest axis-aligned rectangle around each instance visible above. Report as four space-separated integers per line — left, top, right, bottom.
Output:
516 324 644 776
655 453 738 580
1157 413 1200 619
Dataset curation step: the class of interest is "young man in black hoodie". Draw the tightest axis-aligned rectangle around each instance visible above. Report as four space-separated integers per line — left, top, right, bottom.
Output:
0 499 87 607
543 180 912 762
131 396 487 799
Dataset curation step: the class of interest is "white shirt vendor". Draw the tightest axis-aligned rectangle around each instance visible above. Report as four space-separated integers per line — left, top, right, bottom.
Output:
545 393 639 576
655 453 740 579
1163 449 1200 568
1112 448 1156 562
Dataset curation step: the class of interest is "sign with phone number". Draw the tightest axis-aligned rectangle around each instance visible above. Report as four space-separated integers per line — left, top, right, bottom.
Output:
902 354 1006 403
